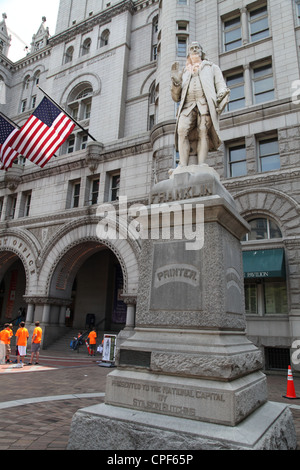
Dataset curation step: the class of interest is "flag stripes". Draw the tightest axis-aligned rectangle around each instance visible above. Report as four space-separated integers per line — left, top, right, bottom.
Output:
0 119 21 170
0 97 76 169
12 112 75 168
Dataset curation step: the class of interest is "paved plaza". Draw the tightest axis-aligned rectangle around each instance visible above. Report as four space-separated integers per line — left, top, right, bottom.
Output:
0 350 299 451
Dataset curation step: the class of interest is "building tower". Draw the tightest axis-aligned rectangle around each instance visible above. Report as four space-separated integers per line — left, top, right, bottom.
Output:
0 13 11 57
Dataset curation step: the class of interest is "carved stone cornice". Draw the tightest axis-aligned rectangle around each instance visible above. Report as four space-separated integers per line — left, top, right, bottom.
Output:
223 168 300 193
121 294 137 305
49 0 135 47
23 296 72 306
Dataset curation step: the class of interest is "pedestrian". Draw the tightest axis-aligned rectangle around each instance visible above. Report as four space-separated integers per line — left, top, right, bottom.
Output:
87 328 97 356
28 321 42 365
0 324 13 363
15 322 29 366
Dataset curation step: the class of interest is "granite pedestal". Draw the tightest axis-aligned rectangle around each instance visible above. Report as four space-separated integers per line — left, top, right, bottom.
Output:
68 166 296 450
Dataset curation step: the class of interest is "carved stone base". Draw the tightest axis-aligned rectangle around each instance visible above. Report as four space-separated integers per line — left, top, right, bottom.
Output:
68 401 297 450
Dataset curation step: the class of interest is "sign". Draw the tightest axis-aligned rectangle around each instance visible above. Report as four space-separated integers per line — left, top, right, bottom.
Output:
102 334 117 363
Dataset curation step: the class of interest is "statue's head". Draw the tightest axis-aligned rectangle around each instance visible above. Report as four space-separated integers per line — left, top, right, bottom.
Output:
188 42 205 59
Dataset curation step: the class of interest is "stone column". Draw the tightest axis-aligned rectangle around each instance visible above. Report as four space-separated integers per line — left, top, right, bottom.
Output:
244 64 252 107
25 303 35 324
59 305 67 326
42 304 51 324
240 7 249 45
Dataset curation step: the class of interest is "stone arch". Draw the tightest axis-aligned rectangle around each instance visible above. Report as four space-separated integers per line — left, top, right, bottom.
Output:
140 70 156 96
146 8 159 25
0 229 39 295
60 73 101 106
37 217 140 299
234 188 300 238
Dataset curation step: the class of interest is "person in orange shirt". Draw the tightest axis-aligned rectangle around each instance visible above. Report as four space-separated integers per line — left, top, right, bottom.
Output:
28 321 42 365
87 329 97 356
15 322 29 365
0 324 12 363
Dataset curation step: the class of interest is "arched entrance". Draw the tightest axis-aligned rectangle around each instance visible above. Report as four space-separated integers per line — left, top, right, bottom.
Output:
32 217 140 346
0 230 39 326
48 242 128 332
0 252 27 325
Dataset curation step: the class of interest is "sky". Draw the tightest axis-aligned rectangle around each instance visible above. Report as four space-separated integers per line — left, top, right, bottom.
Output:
0 0 60 62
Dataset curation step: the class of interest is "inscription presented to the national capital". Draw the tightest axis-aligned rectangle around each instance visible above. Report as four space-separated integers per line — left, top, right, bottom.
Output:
109 379 227 423
0 237 36 275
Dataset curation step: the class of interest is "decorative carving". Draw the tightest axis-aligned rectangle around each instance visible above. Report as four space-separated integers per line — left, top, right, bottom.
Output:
85 141 104 173
4 165 23 191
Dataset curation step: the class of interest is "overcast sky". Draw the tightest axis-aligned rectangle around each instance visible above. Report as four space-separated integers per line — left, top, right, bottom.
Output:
0 0 60 62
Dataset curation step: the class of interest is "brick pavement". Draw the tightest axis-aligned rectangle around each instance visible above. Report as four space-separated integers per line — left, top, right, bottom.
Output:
0 352 300 450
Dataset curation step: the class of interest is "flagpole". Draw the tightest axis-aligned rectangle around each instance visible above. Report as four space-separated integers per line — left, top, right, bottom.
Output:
37 85 97 142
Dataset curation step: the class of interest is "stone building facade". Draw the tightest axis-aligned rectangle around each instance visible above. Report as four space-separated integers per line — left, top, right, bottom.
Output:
0 0 299 370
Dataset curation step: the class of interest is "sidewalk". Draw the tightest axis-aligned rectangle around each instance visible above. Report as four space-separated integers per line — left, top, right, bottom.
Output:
0 351 299 450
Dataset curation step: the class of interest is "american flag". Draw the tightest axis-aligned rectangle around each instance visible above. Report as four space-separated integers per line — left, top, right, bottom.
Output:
11 97 75 168
0 115 21 170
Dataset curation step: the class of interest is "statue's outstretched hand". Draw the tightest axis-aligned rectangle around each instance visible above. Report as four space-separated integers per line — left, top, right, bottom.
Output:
171 62 183 86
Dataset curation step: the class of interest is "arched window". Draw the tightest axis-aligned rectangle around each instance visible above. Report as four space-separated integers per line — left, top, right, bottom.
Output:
244 217 282 241
65 46 74 64
148 82 158 131
82 38 91 56
100 29 110 47
63 84 93 154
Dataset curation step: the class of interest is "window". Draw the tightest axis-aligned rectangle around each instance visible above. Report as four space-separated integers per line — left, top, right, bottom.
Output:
6 195 17 219
243 217 287 315
67 136 75 154
244 217 282 242
90 178 100 205
68 87 93 122
82 38 91 56
252 62 274 104
19 192 32 217
245 279 288 315
148 82 157 130
31 95 36 109
64 84 93 154
177 37 187 57
226 71 245 110
178 0 187 4
249 5 269 42
295 0 300 24
223 16 242 51
34 72 40 86
100 29 110 47
72 182 81 208
65 46 74 64
80 134 88 150
265 348 290 371
228 143 247 177
258 137 280 172
110 173 120 201
24 193 31 217
21 99 27 113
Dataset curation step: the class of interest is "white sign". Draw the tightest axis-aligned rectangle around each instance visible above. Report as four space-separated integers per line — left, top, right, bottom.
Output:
102 334 117 363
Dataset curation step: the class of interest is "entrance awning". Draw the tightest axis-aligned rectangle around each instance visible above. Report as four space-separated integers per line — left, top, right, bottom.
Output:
243 249 285 279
